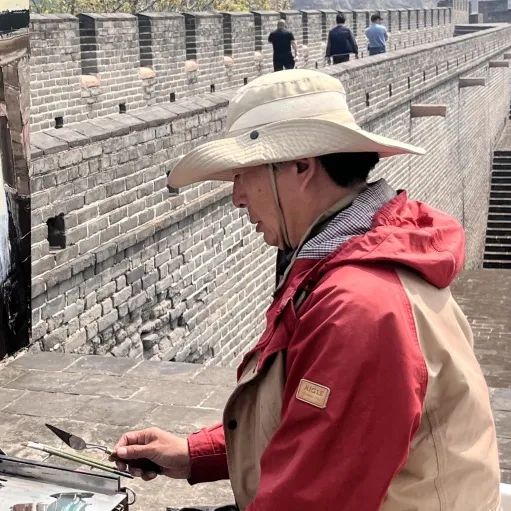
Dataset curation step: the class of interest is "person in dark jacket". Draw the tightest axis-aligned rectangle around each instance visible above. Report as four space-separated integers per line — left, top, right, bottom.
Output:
268 19 298 72
326 13 358 64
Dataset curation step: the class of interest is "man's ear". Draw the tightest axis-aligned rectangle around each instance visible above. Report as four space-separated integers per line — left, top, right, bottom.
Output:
296 161 308 173
296 158 316 192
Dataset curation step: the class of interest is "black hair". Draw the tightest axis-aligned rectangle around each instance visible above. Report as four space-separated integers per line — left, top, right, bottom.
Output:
317 152 380 187
336 13 345 24
371 14 382 22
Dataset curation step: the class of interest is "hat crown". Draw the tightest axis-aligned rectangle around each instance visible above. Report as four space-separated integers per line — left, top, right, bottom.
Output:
226 69 352 133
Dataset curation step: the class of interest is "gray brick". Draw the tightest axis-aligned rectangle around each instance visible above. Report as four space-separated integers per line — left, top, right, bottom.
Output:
113 286 132 307
97 310 119 332
79 304 102 327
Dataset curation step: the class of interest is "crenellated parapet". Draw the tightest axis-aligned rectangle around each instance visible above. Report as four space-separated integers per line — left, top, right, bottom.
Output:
30 7 456 133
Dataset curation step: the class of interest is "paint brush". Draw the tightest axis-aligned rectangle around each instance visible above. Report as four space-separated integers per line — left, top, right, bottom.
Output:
22 441 133 479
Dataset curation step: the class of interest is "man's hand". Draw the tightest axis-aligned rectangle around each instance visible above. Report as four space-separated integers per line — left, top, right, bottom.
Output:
112 427 191 481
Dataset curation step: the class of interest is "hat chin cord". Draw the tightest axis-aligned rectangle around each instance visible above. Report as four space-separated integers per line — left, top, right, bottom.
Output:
268 164 292 250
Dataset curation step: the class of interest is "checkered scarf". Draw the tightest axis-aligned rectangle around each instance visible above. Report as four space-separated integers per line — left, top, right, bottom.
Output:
297 179 396 260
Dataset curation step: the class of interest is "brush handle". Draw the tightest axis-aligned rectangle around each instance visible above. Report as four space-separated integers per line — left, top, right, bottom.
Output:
24 442 133 478
108 450 162 474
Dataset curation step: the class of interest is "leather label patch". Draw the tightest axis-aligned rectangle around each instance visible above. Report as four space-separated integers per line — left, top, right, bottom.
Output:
296 379 330 409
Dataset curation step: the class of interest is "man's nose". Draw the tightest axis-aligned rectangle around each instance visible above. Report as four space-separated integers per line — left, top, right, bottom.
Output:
232 178 247 209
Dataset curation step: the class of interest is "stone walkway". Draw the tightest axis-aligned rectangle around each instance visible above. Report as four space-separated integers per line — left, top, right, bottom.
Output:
0 354 236 509
0 268 510 509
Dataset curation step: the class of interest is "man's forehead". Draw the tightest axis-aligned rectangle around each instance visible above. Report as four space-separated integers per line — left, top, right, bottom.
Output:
233 164 269 176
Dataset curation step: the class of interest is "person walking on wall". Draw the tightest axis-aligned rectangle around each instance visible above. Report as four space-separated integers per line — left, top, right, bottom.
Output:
268 19 297 72
365 13 389 56
325 13 358 64
112 69 501 511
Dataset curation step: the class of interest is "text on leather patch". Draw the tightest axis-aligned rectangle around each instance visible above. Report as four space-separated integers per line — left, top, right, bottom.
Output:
296 379 330 408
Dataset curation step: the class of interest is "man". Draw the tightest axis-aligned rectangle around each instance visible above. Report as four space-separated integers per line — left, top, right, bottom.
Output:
325 13 358 64
113 70 501 511
268 19 297 72
365 13 389 56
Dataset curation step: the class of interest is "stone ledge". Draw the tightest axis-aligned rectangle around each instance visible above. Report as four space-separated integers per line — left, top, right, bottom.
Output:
182 11 223 18
459 77 486 88
43 127 91 147
30 94 230 159
79 12 137 21
489 60 510 68
137 12 185 20
220 11 256 17
410 104 447 117
30 13 78 23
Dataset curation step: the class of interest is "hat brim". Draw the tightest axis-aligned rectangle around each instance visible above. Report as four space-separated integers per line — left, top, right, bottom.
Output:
167 115 426 188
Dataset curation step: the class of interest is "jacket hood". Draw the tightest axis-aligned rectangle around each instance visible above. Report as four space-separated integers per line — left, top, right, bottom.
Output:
317 191 466 289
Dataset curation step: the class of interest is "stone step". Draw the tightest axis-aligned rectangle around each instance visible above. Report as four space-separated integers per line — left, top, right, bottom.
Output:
483 260 511 269
490 197 511 205
492 163 511 170
484 243 511 253
492 170 511 178
487 217 511 227
489 205 511 214
491 190 511 198
483 251 511 261
495 150 511 157
491 180 511 188
487 226 511 235
486 234 511 243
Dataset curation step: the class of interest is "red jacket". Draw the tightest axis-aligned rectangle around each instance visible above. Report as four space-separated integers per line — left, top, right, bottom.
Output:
187 191 499 510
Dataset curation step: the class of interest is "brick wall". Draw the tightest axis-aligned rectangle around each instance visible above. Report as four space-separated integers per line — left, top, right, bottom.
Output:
30 7 458 133
30 25 511 365
301 10 323 68
30 14 86 131
78 13 146 120
137 13 186 105
222 13 257 89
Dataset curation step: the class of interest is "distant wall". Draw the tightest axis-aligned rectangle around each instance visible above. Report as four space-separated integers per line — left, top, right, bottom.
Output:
30 25 511 363
29 6 460 132
477 0 511 22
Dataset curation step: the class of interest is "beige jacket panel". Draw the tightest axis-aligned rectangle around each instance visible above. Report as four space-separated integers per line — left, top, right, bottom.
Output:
223 352 285 510
383 269 501 511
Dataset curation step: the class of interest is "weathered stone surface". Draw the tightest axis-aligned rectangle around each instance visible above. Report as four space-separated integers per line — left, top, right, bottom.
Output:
8 352 79 371
0 388 25 410
64 354 140 375
2 390 96 419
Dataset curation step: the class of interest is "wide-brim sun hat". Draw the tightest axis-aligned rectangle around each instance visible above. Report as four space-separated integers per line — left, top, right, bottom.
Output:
167 69 426 188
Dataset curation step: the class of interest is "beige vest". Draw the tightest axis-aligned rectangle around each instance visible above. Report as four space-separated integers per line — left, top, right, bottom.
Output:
223 269 501 511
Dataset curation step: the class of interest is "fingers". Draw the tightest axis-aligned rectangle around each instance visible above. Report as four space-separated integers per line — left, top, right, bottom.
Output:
112 428 159 472
114 429 149 450
115 443 154 460
141 471 158 481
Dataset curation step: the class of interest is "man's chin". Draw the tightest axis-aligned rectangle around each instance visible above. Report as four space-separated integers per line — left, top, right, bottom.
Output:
261 231 280 248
